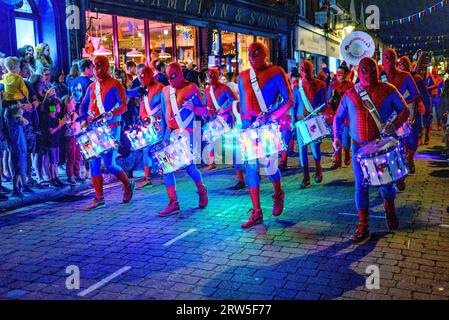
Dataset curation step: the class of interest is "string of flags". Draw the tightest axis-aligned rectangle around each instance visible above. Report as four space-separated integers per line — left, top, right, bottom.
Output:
395 37 449 48
385 34 449 41
381 0 449 26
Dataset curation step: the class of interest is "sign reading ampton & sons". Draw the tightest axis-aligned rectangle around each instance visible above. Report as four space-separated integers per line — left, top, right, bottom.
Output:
86 0 290 34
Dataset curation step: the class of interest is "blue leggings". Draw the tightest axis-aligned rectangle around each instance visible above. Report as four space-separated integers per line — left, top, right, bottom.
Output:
407 117 422 152
143 146 153 168
281 129 292 147
431 96 441 125
163 131 202 187
299 142 322 167
352 143 396 210
242 118 281 188
90 126 123 177
342 125 351 150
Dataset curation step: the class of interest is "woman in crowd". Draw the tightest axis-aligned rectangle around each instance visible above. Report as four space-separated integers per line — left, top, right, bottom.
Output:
18 45 37 74
35 43 53 70
50 67 68 98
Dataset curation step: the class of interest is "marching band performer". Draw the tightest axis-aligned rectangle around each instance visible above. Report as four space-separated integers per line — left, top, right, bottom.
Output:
426 66 445 135
381 49 421 190
328 64 354 169
397 56 430 173
81 56 136 210
126 66 165 189
158 62 208 216
333 57 409 242
204 67 245 189
238 42 293 228
296 60 327 189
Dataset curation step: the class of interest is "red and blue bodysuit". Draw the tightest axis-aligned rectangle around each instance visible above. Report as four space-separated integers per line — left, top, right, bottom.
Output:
333 57 409 242
295 60 327 189
80 56 135 210
426 66 445 132
328 67 354 168
237 42 293 228
126 66 165 189
158 62 208 216
397 56 429 172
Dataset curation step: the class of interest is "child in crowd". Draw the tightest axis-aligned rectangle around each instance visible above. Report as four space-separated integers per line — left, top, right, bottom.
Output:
5 104 33 197
62 95 83 184
1 57 29 108
45 98 66 188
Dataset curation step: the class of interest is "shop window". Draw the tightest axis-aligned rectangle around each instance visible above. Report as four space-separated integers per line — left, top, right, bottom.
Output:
221 31 237 74
15 18 36 49
175 24 196 65
256 36 272 63
237 34 254 72
85 12 114 63
14 0 37 50
117 16 146 68
149 21 173 64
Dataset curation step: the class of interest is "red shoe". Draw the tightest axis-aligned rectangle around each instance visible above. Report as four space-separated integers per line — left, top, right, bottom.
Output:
197 185 208 209
278 161 287 172
136 177 152 190
396 179 406 191
299 176 311 189
343 148 351 166
314 161 323 183
331 150 342 169
241 209 263 228
159 201 180 217
123 180 136 203
272 189 285 216
205 164 217 171
85 197 106 211
384 199 399 230
351 223 371 243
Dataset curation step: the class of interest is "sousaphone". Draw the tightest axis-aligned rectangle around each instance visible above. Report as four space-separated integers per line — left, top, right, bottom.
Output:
340 31 375 66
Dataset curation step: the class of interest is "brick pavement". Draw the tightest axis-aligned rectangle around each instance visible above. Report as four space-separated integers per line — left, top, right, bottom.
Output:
0 130 448 300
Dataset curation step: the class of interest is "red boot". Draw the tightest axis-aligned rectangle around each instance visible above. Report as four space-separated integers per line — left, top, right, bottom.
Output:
197 185 208 209
424 128 430 145
279 152 288 172
272 189 285 216
351 209 370 242
85 175 105 211
343 147 351 166
116 170 135 203
159 186 180 216
384 199 399 230
300 167 311 189
331 149 342 169
407 150 416 174
241 209 263 228
313 161 323 183
136 167 152 190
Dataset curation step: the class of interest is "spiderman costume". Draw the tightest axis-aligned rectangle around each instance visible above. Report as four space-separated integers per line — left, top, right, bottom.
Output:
80 56 135 210
426 66 445 134
158 62 208 216
126 66 165 189
237 42 293 228
333 57 409 242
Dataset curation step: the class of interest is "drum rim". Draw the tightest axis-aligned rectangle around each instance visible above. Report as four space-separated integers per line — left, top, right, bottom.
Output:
355 138 401 159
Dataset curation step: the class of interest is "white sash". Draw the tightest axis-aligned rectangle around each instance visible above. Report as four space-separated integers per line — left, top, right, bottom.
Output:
209 86 221 111
249 67 268 113
169 86 194 131
298 81 314 113
143 94 160 116
94 81 106 115
355 83 383 132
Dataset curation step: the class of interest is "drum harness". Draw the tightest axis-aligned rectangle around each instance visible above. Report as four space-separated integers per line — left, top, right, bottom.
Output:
169 86 195 132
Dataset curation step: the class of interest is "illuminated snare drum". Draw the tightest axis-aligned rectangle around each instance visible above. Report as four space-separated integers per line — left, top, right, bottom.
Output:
202 115 231 143
126 120 162 151
151 135 195 174
239 122 285 161
356 137 409 186
76 123 119 160
296 114 331 146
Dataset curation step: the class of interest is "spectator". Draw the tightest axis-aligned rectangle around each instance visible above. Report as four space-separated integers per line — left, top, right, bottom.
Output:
1 56 29 108
50 66 68 97
44 98 65 188
61 95 83 184
185 62 200 86
224 72 238 95
4 104 33 197
154 60 169 86
18 45 36 73
440 80 449 158
37 67 52 91
125 61 137 82
66 60 80 86
68 59 93 116
35 43 53 70
0 53 11 199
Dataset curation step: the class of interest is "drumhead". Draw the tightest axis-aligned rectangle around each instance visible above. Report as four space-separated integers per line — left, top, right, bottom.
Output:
356 137 399 158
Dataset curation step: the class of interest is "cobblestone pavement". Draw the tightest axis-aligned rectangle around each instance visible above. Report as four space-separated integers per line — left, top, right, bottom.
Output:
0 131 448 300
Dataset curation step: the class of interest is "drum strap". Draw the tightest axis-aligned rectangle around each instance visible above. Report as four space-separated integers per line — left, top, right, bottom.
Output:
209 86 221 112
298 81 314 114
249 67 268 113
232 100 242 127
143 94 160 116
169 86 194 131
355 83 383 133
94 81 106 115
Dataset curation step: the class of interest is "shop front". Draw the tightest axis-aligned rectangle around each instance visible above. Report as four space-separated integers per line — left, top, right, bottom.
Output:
78 0 296 73
296 24 328 75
